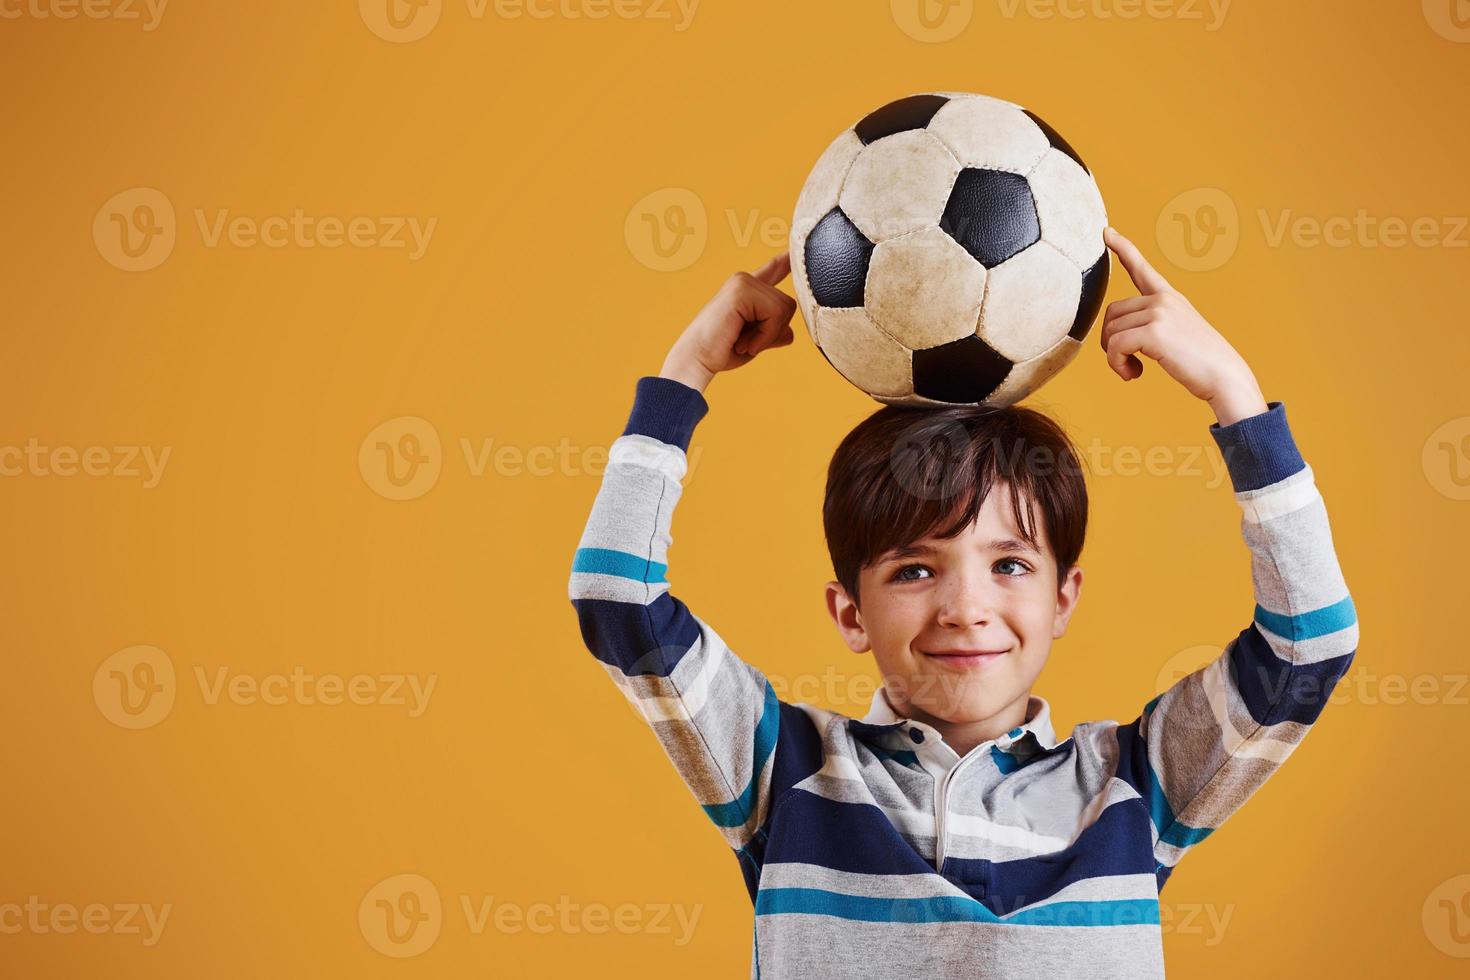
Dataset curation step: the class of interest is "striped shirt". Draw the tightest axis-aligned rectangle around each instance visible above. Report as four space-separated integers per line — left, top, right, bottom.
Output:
568 375 1359 978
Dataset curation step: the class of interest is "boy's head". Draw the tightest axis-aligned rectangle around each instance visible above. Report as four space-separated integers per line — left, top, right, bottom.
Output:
823 402 1087 731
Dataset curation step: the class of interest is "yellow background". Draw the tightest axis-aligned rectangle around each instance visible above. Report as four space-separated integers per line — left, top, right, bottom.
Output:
3 0 1468 975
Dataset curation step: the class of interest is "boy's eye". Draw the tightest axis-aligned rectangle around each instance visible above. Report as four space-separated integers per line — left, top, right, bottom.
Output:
889 559 1032 582
891 564 932 582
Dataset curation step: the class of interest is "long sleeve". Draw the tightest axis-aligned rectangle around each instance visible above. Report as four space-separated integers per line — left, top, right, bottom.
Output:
1112 400 1359 889
567 376 788 866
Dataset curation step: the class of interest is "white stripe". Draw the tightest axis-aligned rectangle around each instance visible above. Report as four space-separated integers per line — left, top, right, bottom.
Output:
1238 466 1318 524
945 810 1071 854
609 434 687 480
1201 655 1298 764
760 862 969 900
1015 873 1159 910
604 635 743 724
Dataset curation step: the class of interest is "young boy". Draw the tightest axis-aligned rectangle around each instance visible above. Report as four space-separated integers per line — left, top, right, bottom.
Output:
568 227 1358 978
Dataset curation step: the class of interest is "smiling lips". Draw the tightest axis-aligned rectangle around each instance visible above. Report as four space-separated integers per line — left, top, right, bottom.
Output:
921 648 1010 668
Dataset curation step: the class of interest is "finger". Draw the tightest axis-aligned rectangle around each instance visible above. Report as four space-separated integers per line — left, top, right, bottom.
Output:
1103 324 1152 380
1101 295 1150 329
751 251 791 287
1098 308 1154 353
735 285 796 356
1104 226 1173 296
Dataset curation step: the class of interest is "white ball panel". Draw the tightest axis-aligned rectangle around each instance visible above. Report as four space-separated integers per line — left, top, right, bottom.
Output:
872 390 959 409
1030 148 1108 269
928 92 1024 110
928 97 1051 174
978 241 1081 362
985 335 1083 408
792 129 864 238
867 228 987 350
839 130 959 243
817 307 914 398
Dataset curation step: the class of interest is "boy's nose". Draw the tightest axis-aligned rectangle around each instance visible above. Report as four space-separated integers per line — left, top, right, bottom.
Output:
935 577 999 629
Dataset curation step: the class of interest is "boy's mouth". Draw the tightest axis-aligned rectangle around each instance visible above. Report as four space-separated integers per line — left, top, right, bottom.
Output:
920 647 1011 668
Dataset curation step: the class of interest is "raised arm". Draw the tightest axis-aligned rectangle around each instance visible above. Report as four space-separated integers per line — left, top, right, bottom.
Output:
1115 401 1358 884
567 257 810 884
1094 227 1357 886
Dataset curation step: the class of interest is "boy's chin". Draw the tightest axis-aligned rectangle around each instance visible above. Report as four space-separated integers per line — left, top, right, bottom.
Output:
918 692 1022 727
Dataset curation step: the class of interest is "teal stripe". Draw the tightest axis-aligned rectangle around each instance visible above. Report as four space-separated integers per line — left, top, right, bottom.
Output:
990 745 1022 775
702 681 780 828
756 888 1159 927
1254 594 1356 642
873 747 920 767
1145 761 1214 849
572 547 667 584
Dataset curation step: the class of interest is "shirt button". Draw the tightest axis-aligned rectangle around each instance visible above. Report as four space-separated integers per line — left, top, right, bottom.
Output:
909 728 925 743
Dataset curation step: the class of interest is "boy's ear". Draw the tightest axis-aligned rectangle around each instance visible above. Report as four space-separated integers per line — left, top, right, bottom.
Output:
1052 565 1083 639
825 580 871 655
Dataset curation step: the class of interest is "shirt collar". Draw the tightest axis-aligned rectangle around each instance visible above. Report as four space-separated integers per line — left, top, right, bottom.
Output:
860 685 1058 751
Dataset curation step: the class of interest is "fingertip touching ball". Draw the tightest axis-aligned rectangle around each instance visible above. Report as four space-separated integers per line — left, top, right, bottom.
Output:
789 92 1109 408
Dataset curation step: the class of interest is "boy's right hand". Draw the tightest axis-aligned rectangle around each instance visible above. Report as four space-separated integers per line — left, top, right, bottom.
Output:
658 252 798 393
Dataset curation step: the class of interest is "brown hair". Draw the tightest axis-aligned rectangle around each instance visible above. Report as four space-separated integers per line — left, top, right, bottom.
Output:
823 403 1088 610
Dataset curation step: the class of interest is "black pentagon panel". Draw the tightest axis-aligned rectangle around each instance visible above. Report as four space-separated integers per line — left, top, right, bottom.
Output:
940 169 1040 268
854 94 950 145
913 335 1013 404
1070 251 1110 341
1023 109 1089 175
805 209 875 308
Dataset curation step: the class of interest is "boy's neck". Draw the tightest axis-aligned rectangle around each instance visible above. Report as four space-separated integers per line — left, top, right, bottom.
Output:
895 690 1034 758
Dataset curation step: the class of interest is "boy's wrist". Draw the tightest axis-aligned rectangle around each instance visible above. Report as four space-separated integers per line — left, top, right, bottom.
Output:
659 349 714 394
1207 372 1268 427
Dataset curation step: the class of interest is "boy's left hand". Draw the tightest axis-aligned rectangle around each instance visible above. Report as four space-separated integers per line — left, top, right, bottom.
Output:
1100 227 1269 427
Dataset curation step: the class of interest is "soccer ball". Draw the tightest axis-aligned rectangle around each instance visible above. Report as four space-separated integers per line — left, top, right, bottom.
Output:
789 92 1110 408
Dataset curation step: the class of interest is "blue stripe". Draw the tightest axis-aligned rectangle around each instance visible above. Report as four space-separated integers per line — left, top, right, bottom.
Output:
623 375 708 452
1208 400 1304 493
1144 763 1215 849
702 681 780 828
571 592 701 677
990 745 1022 775
873 746 921 768
572 546 667 584
756 888 1158 927
947 799 1156 913
1232 625 1356 725
764 792 940 876
1254 594 1356 642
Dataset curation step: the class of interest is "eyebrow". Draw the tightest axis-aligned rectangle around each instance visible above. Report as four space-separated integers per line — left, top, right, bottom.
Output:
880 538 1040 563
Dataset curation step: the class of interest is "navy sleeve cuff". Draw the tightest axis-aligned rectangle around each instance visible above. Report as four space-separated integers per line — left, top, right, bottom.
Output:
1207 400 1306 493
622 376 710 452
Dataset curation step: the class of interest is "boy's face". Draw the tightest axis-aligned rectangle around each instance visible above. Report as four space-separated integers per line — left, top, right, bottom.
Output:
825 481 1083 730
